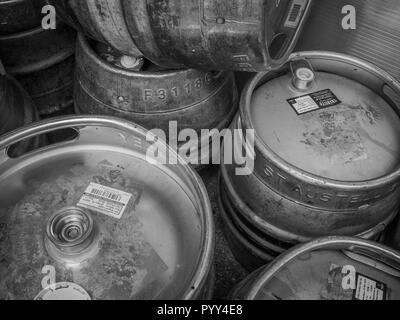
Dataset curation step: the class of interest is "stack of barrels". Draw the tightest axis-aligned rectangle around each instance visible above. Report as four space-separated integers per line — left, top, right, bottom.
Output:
2 0 400 300
0 0 76 122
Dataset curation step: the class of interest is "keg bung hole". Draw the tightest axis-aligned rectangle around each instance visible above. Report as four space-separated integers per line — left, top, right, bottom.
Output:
46 207 94 252
268 33 289 60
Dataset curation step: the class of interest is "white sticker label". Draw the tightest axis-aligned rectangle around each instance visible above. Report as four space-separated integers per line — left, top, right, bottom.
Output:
355 275 385 300
284 0 308 28
77 183 132 219
35 282 91 300
291 95 319 114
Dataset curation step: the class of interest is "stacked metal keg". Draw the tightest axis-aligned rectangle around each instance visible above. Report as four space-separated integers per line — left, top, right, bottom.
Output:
0 0 76 123
1 0 400 301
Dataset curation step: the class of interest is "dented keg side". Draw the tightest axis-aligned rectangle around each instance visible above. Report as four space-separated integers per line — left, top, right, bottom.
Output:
0 116 214 300
0 0 47 35
49 0 142 57
121 0 312 71
232 237 400 300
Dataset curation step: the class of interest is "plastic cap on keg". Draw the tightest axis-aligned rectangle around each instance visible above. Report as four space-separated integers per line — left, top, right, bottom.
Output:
120 55 141 70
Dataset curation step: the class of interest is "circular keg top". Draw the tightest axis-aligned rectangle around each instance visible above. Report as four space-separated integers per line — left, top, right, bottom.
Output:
0 116 213 300
250 65 400 181
237 237 400 300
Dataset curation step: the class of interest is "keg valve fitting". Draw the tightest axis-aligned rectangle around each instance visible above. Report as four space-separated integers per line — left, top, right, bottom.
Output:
45 207 99 264
290 59 316 91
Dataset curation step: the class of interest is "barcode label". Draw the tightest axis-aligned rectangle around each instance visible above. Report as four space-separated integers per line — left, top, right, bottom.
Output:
77 183 132 219
284 0 307 28
90 188 122 202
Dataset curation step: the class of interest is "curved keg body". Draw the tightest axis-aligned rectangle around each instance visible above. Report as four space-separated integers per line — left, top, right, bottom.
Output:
0 116 215 300
50 0 312 71
231 237 400 300
219 163 394 271
0 22 76 118
0 0 47 35
74 35 238 166
222 52 400 241
0 73 41 156
49 0 143 57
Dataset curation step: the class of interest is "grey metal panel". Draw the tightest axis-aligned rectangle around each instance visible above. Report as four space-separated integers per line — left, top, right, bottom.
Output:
296 0 400 81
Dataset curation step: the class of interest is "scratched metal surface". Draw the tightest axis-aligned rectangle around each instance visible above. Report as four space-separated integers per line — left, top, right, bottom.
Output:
200 165 249 300
295 0 400 82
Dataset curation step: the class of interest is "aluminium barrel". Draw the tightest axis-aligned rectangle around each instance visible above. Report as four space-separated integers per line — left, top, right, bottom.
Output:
0 21 76 118
74 34 238 167
220 52 400 270
0 116 215 300
231 237 400 300
50 0 313 71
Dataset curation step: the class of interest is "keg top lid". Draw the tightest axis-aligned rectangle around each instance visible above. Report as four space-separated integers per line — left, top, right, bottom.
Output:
0 117 211 300
253 248 400 300
250 69 400 181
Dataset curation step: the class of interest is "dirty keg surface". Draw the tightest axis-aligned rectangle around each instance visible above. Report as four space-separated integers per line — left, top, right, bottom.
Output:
200 165 249 300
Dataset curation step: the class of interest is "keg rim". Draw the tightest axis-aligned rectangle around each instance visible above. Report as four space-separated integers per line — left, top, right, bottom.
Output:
220 158 396 243
77 33 229 78
240 51 400 190
0 115 215 300
241 236 400 300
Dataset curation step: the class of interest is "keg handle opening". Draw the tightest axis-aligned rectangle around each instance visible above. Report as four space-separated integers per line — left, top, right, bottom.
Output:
0 115 152 165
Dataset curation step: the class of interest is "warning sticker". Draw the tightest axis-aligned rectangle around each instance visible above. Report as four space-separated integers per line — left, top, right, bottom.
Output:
355 274 386 301
287 89 341 115
322 264 387 300
77 183 132 219
284 0 308 29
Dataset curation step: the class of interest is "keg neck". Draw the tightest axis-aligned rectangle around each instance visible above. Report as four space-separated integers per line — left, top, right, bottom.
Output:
45 207 99 264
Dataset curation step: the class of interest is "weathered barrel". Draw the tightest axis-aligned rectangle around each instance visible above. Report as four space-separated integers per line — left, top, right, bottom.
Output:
231 237 400 300
220 52 400 270
0 22 76 118
49 0 143 57
74 34 238 167
0 73 41 157
0 0 47 35
0 116 215 300
296 0 400 82
50 0 313 71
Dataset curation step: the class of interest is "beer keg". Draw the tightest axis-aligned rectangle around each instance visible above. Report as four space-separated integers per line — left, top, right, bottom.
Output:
0 0 47 35
74 34 238 167
0 116 214 300
50 0 312 71
220 52 400 270
231 237 400 300
0 22 76 118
